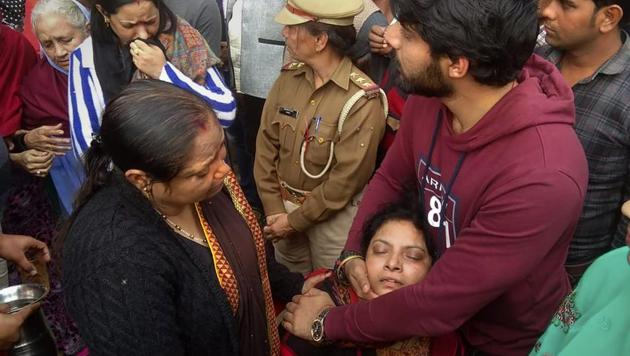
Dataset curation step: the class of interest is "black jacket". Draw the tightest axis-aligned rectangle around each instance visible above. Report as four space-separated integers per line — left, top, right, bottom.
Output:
63 175 302 355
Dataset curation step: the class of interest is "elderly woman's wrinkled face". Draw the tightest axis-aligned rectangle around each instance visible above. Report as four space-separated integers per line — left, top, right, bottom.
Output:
101 0 160 45
365 220 432 296
36 14 87 71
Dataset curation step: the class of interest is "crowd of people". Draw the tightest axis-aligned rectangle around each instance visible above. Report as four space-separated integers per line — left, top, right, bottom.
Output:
0 0 629 355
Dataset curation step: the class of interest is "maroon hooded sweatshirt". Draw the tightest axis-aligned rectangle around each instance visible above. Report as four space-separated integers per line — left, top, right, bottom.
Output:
325 55 589 355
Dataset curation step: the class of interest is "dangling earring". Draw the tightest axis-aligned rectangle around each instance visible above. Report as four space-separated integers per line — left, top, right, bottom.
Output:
104 17 111 28
143 182 153 200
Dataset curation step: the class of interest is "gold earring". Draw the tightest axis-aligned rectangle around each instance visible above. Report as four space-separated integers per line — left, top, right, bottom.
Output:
142 182 153 200
104 18 110 28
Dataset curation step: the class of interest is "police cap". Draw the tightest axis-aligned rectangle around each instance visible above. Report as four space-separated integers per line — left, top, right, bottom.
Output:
274 0 364 26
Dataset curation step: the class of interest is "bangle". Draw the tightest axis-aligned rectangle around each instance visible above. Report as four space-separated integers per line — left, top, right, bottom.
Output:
334 250 364 285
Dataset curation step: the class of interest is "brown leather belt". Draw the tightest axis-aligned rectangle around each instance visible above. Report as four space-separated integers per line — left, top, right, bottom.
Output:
279 181 311 206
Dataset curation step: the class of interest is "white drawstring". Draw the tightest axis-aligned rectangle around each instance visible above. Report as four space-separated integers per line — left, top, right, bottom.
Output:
299 88 388 179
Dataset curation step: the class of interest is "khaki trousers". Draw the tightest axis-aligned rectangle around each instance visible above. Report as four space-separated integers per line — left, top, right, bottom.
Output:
273 192 362 274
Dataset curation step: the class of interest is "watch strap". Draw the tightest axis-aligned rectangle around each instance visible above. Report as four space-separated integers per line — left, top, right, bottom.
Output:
311 307 332 344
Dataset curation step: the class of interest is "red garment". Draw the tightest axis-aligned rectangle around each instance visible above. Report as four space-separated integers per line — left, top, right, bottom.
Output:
379 66 408 154
326 55 589 355
20 56 70 137
23 0 40 54
0 24 36 136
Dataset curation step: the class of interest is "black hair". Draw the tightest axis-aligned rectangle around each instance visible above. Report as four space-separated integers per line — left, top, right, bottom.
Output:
592 0 628 24
56 80 219 265
392 0 538 87
360 199 436 263
90 0 177 44
303 22 357 58
73 79 219 212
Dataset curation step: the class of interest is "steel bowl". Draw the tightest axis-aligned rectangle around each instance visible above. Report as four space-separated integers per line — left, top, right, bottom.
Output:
0 284 48 313
0 284 56 356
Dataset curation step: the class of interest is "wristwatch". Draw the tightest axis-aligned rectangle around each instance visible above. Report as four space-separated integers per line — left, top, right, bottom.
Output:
310 308 331 344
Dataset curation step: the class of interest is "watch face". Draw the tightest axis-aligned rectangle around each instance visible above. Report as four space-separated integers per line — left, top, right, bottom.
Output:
311 320 323 342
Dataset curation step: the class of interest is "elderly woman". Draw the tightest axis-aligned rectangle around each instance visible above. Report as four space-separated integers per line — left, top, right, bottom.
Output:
254 0 386 273
62 80 310 355
68 0 236 190
11 0 89 215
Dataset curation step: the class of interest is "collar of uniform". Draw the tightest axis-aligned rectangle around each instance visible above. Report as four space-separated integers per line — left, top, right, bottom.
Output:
544 30 629 84
291 56 353 90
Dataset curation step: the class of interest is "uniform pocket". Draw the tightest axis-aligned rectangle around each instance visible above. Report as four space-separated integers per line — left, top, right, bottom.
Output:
305 119 337 169
271 108 298 156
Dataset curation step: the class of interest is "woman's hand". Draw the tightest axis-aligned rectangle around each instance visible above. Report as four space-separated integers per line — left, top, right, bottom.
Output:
263 213 296 241
130 40 167 79
10 150 54 177
22 124 71 155
345 258 378 300
301 271 331 294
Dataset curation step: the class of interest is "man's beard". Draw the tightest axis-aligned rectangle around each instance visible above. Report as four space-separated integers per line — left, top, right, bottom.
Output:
394 57 454 98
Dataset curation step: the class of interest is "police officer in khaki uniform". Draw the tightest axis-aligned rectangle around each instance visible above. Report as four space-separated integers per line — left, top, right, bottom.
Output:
254 0 386 273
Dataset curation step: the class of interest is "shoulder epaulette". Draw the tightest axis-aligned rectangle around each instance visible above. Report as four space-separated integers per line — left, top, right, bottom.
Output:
282 62 306 71
349 72 381 99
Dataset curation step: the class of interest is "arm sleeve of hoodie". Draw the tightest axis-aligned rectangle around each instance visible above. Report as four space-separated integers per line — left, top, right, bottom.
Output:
342 103 421 252
325 169 585 342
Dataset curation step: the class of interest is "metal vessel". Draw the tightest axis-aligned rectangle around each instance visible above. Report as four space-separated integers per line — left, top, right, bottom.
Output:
0 284 56 356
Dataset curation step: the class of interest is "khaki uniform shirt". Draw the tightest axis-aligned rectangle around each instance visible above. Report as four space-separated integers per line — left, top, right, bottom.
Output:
254 56 386 232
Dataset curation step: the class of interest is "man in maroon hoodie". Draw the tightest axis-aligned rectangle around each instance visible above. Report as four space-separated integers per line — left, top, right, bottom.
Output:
282 0 589 355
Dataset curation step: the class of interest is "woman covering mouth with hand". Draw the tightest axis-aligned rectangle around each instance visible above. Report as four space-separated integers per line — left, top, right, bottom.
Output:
67 0 236 207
